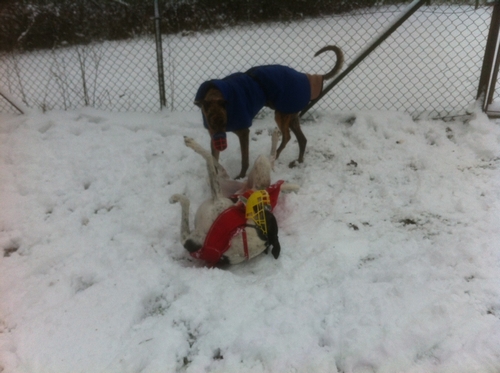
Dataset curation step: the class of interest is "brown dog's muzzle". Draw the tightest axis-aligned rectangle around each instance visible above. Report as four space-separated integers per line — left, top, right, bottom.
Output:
212 132 227 151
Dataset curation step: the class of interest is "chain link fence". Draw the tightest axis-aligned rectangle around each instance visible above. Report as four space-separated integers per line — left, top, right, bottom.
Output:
0 1 494 119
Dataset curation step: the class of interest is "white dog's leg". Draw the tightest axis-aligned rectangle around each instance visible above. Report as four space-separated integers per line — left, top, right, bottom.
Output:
184 136 230 181
280 182 300 193
184 136 213 159
184 137 223 200
173 137 234 254
246 154 271 190
245 129 280 191
169 194 191 244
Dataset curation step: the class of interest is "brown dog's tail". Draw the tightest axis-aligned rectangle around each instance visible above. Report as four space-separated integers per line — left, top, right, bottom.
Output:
315 45 344 80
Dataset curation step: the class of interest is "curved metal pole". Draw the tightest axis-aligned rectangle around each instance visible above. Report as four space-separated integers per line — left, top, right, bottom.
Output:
0 87 27 114
477 0 500 111
300 0 428 117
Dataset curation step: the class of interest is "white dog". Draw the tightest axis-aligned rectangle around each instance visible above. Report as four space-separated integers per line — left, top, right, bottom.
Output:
170 131 298 265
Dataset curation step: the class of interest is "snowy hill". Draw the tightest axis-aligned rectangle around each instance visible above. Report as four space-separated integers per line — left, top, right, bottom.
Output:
1 107 499 372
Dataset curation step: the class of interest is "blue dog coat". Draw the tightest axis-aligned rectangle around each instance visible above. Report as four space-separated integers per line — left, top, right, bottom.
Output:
195 65 311 132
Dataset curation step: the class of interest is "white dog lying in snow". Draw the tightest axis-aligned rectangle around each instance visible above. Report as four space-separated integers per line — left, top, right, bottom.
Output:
170 131 298 266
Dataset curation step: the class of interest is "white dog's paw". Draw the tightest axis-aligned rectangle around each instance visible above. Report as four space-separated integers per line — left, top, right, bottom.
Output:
169 194 180 204
281 183 300 193
183 136 196 148
170 194 188 204
183 136 208 156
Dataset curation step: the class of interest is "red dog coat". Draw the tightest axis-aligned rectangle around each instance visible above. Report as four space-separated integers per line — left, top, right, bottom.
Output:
190 181 284 266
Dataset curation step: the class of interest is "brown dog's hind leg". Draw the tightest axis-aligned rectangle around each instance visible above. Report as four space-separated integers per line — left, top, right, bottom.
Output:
275 112 306 167
289 113 307 164
234 128 250 179
274 111 292 160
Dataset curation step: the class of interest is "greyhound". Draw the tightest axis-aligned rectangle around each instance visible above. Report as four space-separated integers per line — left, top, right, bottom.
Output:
170 131 298 265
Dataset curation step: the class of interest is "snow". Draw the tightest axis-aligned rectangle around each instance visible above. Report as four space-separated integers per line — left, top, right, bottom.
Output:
1 104 499 373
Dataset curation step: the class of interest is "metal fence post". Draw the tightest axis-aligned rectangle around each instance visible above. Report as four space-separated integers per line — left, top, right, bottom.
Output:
0 2 491 117
300 0 428 117
476 0 500 112
154 0 166 110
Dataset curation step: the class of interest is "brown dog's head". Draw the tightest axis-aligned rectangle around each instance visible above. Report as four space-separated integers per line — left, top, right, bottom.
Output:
197 88 228 151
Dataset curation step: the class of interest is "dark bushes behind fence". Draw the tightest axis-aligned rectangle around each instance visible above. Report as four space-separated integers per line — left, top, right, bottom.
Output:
0 0 152 51
1 0 406 52
0 0 492 116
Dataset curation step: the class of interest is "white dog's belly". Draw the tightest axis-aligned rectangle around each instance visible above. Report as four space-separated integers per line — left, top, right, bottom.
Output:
194 197 234 237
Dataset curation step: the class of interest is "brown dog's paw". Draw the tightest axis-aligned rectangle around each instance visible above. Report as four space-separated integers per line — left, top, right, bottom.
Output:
289 157 305 168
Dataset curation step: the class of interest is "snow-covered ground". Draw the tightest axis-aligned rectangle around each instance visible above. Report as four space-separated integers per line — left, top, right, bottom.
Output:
1 105 499 372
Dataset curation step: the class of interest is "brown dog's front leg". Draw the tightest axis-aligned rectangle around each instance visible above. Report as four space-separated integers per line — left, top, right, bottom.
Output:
234 128 250 179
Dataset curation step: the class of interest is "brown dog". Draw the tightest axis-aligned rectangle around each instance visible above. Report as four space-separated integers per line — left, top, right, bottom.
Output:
194 45 343 178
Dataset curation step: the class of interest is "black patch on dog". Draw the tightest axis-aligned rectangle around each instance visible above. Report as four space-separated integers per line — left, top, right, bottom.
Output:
247 210 281 259
265 210 281 259
218 256 230 266
184 239 202 253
